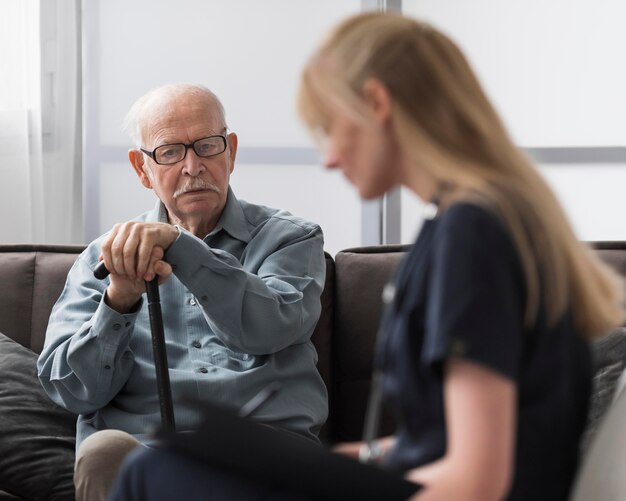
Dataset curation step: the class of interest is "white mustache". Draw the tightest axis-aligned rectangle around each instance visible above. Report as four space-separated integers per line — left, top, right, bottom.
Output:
173 179 221 199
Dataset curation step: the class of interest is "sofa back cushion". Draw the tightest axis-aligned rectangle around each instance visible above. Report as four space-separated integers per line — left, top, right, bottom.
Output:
329 242 626 445
593 241 626 272
331 245 409 442
2 241 624 448
0 245 84 354
311 253 335 441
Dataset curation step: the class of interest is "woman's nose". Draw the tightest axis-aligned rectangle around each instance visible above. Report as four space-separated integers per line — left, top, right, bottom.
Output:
324 150 340 169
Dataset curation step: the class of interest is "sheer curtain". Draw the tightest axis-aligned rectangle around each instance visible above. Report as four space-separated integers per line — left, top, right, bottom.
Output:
0 0 82 244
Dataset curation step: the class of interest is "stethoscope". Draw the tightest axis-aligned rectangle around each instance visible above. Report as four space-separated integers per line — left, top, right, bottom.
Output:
359 200 439 465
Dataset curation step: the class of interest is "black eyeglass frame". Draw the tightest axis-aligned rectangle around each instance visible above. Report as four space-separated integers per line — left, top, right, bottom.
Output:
140 134 228 165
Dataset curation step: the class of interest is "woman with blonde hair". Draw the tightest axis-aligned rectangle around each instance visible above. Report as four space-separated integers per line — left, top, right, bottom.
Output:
297 11 624 501
109 12 624 501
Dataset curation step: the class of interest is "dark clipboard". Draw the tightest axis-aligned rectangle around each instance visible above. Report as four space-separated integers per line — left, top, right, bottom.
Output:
155 399 421 501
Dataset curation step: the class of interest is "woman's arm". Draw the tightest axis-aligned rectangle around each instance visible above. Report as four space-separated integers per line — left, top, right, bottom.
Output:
406 358 516 501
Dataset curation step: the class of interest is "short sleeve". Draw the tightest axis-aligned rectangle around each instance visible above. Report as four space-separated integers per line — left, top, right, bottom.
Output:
423 204 525 381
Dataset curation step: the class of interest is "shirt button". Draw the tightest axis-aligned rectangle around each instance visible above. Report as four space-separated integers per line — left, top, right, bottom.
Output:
199 367 208 373
201 295 208 301
189 298 197 306
104 365 111 370
192 341 201 349
112 323 121 331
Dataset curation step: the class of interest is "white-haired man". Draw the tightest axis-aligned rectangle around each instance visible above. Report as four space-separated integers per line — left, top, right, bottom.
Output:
37 83 328 501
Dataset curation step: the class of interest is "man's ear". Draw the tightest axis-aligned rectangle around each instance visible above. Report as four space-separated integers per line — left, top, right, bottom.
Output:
362 78 392 124
129 149 153 189
226 132 238 174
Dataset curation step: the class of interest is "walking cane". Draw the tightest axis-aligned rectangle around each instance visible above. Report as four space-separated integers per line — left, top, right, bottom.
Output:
94 261 176 432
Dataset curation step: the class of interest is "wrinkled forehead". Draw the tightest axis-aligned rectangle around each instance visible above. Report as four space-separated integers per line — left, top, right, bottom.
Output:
139 92 222 145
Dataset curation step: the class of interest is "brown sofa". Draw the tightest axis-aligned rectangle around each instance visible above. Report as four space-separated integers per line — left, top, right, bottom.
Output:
0 243 625 500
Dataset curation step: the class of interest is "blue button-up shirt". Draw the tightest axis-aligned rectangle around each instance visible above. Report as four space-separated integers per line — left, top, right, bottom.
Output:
37 188 328 449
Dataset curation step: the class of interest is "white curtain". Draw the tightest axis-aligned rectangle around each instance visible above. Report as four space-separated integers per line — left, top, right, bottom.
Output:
0 0 82 244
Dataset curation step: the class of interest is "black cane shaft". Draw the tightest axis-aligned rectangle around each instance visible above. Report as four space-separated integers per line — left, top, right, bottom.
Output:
93 261 109 280
146 278 175 432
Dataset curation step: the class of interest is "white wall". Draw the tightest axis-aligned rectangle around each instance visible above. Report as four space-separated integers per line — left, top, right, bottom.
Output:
406 0 626 146
84 0 361 256
401 0 626 243
84 0 626 252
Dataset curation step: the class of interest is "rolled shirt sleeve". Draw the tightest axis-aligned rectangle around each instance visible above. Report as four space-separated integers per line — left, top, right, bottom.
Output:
423 203 525 381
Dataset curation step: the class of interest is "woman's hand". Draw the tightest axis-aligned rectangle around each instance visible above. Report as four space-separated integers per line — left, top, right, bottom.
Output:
332 441 363 460
332 436 396 463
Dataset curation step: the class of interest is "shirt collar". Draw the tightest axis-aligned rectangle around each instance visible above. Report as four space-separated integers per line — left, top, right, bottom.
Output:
147 186 252 243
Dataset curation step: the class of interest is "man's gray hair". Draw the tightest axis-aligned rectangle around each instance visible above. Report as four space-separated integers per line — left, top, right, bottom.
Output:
122 83 228 148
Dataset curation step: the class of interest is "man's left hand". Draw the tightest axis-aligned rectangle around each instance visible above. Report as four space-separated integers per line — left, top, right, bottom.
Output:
100 222 179 281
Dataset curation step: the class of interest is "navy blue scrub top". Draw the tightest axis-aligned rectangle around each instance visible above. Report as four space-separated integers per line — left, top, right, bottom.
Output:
380 202 591 501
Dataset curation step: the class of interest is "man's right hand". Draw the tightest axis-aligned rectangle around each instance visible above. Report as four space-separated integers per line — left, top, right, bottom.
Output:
99 222 178 313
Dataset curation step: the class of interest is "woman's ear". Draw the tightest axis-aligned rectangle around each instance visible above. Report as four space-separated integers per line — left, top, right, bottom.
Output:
129 149 153 189
362 79 392 124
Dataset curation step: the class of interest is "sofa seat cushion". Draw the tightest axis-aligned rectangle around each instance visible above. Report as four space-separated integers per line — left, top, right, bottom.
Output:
571 377 626 501
579 327 626 454
0 333 76 500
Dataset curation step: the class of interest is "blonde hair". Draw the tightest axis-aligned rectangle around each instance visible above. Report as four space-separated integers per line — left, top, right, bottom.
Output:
298 12 625 339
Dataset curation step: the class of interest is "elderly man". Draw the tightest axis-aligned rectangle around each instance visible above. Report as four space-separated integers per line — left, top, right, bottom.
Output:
37 83 328 501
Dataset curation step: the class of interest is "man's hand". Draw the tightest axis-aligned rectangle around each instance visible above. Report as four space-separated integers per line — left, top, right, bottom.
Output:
100 222 178 313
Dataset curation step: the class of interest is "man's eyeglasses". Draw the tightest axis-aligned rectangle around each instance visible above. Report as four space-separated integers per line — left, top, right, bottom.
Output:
141 135 227 165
